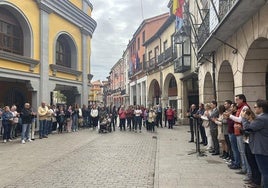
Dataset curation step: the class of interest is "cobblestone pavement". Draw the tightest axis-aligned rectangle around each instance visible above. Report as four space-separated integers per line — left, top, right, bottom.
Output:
1 129 157 188
0 125 246 188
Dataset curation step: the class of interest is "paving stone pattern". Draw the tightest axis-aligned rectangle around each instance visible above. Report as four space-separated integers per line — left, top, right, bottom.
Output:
4 132 157 188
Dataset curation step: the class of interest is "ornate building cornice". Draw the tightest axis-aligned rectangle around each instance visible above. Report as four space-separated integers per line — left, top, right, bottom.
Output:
35 0 97 37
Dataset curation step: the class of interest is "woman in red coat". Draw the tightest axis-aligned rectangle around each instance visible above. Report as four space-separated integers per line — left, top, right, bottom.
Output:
166 107 174 129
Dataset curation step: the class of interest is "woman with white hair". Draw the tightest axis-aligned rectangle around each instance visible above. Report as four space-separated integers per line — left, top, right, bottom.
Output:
10 105 19 139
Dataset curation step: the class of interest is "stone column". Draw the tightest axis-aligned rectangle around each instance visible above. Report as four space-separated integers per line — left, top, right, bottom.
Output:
81 29 89 105
39 5 52 104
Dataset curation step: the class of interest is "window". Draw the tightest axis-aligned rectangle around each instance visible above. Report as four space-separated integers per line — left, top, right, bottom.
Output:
56 36 71 67
137 37 140 50
169 76 177 88
148 51 152 60
0 8 23 55
142 31 145 43
154 46 159 63
163 40 168 51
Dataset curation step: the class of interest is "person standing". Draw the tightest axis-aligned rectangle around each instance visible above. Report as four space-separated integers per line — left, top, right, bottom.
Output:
242 100 267 188
30 105 37 141
38 102 49 139
156 104 163 128
194 103 207 146
148 108 156 132
65 105 73 132
20 103 35 144
202 103 213 150
56 106 65 133
187 104 198 142
134 105 143 133
82 104 89 128
90 105 99 129
226 94 250 175
72 104 79 132
164 106 168 127
2 106 13 143
209 100 220 155
118 105 126 131
166 106 175 129
10 105 19 139
126 105 133 131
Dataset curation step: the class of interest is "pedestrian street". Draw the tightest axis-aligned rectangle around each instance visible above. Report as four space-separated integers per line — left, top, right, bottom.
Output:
0 125 245 188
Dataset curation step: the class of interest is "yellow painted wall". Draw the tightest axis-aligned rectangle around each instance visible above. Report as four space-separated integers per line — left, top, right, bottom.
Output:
1 0 40 73
0 59 32 72
69 0 82 10
49 13 82 79
1 0 93 82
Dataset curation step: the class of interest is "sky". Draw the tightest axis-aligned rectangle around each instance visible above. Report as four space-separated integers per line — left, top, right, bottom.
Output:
90 0 170 81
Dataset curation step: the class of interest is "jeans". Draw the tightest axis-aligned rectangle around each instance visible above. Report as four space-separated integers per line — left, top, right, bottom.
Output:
21 123 31 141
47 120 52 134
237 136 251 174
72 115 78 131
134 116 142 131
119 118 126 131
255 154 268 188
126 118 132 130
229 133 240 167
39 119 47 138
3 122 11 140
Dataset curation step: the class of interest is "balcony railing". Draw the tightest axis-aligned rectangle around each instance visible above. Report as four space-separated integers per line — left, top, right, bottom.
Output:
145 57 158 71
158 46 177 65
197 11 210 49
174 55 191 73
197 0 237 49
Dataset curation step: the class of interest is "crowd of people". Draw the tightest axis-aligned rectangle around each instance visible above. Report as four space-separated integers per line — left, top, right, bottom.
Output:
187 94 268 188
0 102 178 144
1 95 267 188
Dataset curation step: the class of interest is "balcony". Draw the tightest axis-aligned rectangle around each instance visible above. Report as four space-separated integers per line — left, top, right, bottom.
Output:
197 0 266 54
146 57 158 71
174 55 191 73
158 46 177 66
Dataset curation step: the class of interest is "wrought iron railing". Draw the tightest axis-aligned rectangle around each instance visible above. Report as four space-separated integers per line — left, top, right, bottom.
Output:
158 46 177 66
197 0 238 49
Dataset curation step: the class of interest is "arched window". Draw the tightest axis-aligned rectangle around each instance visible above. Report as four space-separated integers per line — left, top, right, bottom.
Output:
56 35 71 67
0 7 23 55
169 76 177 88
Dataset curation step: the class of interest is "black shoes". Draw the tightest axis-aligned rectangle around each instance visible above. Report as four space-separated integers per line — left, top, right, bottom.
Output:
236 170 247 175
212 152 220 155
188 140 194 143
229 165 240 169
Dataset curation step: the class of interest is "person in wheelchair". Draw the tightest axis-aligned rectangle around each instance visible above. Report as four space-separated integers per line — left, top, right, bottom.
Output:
98 107 111 133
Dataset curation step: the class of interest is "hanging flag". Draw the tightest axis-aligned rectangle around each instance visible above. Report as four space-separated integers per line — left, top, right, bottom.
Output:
135 53 140 70
131 54 136 72
173 0 184 30
172 0 178 15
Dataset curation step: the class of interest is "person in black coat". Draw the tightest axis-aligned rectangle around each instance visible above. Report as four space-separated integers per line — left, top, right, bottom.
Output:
20 103 36 143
